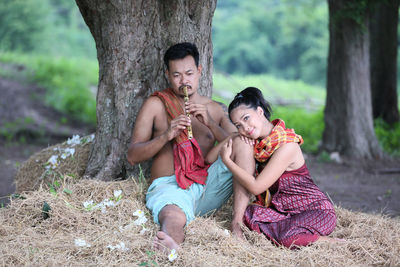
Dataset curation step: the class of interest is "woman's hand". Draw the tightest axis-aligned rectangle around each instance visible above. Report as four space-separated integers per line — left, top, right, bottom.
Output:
220 138 233 162
239 135 255 146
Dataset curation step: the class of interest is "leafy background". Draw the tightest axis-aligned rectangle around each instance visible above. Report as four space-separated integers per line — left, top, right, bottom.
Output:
0 0 399 155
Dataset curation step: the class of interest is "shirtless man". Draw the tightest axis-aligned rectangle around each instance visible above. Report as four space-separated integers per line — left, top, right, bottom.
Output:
127 43 254 251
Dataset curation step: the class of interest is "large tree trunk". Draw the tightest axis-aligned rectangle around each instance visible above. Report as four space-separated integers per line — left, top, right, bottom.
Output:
75 0 217 180
370 0 400 125
322 0 382 159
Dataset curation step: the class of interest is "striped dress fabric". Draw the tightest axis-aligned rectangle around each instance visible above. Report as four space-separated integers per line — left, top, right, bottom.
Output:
244 163 336 248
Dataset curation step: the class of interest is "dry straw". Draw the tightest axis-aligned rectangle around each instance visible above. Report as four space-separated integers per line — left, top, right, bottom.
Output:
3 137 400 266
1 177 399 266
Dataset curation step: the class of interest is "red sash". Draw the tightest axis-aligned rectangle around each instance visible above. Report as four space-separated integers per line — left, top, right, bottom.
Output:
152 88 209 189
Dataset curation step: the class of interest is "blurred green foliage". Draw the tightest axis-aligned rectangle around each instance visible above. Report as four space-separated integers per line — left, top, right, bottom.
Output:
0 52 98 124
0 0 399 156
0 0 96 59
213 0 329 86
374 119 400 157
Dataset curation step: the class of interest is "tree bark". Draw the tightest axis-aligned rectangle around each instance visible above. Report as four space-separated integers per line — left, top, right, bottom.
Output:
322 0 382 159
75 0 217 180
370 0 400 125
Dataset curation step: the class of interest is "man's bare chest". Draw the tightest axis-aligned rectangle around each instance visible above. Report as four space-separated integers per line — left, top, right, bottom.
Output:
154 112 215 146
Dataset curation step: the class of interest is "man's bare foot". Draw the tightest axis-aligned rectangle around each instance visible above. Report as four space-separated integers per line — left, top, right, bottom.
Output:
317 236 345 244
231 221 245 240
153 231 180 253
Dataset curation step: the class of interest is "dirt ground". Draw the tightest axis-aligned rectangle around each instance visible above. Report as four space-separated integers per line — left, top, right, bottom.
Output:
0 74 399 217
0 74 94 205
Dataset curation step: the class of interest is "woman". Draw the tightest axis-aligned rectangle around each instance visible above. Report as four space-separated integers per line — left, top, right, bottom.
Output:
220 87 337 248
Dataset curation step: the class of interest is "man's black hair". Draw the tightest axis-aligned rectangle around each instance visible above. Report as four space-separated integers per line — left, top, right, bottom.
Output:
164 42 199 70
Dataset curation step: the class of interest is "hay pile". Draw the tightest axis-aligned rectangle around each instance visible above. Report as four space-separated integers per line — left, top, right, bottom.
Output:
1 176 399 266
15 135 92 193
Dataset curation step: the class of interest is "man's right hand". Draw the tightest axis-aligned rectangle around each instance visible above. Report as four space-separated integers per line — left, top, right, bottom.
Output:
166 114 191 141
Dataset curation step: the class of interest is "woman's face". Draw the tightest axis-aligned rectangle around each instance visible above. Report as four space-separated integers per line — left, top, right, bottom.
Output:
230 105 265 139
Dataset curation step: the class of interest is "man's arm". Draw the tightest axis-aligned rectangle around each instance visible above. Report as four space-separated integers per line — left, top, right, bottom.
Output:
207 101 237 142
127 97 191 165
186 100 236 142
127 97 167 165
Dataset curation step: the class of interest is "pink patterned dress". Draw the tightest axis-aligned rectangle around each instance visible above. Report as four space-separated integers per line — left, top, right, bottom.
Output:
243 163 336 248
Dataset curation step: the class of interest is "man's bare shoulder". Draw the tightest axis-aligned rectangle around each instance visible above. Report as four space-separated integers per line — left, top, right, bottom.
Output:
206 98 228 116
140 95 165 114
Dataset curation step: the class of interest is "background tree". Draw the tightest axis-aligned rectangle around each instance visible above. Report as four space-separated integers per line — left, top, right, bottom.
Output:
0 0 50 52
370 0 400 125
322 0 382 159
75 0 217 180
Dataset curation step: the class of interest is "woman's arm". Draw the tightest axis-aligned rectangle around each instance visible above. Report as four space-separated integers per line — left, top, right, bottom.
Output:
204 133 238 164
221 140 301 195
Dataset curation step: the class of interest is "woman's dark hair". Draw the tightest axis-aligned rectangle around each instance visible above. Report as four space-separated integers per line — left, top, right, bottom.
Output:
164 42 199 70
228 87 272 120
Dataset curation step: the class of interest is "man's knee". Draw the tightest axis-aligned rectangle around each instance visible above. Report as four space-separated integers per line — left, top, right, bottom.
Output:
231 136 255 172
158 204 187 225
231 136 253 158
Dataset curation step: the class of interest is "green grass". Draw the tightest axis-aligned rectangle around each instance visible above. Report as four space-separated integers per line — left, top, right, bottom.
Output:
375 119 400 157
213 72 326 108
0 52 98 125
273 107 324 153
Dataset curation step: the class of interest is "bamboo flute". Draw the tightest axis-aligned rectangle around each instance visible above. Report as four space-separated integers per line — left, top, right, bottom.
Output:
182 85 193 139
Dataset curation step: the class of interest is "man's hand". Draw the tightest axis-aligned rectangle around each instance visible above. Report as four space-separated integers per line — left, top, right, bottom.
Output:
185 102 215 127
166 114 191 141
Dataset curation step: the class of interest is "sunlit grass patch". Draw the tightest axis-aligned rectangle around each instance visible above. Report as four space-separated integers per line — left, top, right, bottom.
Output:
0 52 98 124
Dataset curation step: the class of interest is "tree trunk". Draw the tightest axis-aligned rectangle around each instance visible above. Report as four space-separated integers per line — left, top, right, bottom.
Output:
75 0 217 180
322 0 382 159
370 0 400 125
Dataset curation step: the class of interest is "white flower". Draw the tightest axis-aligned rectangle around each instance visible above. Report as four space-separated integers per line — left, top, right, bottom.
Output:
107 242 128 252
223 229 230 236
117 242 128 251
74 238 91 247
133 209 147 225
103 199 116 207
47 155 59 169
114 190 122 198
133 209 145 217
67 135 81 146
134 216 147 225
83 200 94 209
168 249 178 262
64 147 75 157
140 226 148 235
89 134 95 141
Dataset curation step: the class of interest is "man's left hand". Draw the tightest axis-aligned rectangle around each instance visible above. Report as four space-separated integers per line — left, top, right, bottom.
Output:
185 102 215 127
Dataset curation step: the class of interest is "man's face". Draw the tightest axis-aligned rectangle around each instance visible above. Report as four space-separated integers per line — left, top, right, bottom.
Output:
166 55 202 97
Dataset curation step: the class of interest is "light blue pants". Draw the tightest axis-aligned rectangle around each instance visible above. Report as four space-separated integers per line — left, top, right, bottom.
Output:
145 157 233 225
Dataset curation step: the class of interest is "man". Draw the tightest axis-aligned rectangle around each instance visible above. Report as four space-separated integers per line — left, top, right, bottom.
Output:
127 42 253 251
